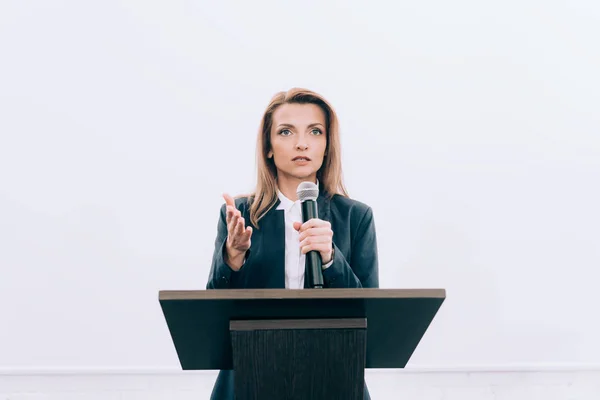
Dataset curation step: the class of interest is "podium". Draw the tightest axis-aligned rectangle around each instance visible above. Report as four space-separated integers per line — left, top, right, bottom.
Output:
159 288 445 399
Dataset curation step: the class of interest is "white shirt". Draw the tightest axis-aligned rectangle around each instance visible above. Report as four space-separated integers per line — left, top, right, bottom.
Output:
276 189 333 289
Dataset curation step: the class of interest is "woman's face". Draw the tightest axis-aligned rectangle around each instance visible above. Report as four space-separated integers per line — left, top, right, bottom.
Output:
268 103 327 183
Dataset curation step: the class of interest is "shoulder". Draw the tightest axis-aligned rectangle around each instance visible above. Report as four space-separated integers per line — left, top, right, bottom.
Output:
234 196 252 210
218 196 253 215
329 194 374 224
330 194 371 212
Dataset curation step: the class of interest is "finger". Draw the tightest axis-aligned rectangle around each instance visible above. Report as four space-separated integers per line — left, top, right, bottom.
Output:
229 208 241 228
228 213 240 234
296 219 321 232
301 218 329 231
240 226 252 243
225 205 235 224
293 221 302 231
298 227 333 242
301 243 330 254
299 235 331 245
235 217 245 237
299 236 330 248
223 193 235 208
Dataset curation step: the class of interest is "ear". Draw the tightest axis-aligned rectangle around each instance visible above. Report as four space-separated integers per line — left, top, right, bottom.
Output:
267 150 273 158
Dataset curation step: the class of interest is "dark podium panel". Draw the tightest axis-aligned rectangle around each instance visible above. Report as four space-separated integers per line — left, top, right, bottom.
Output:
159 288 445 399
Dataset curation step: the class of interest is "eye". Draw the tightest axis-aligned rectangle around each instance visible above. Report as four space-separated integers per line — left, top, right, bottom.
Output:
278 129 292 136
311 128 323 135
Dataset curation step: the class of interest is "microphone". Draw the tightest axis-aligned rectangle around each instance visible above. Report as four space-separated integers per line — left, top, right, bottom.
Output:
297 181 325 289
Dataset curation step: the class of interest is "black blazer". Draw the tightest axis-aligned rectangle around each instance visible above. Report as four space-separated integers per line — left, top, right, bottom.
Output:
206 187 379 399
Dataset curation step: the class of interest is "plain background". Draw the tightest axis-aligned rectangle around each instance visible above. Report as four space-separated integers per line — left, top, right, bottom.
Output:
1 0 599 373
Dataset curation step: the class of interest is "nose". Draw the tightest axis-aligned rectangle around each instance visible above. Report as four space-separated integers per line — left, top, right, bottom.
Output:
295 139 308 151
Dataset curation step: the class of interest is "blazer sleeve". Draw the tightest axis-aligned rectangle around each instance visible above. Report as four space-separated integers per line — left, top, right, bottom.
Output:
322 206 379 288
206 204 244 289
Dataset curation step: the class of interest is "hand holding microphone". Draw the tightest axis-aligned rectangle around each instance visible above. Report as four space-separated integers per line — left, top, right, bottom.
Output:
293 219 333 264
294 182 329 288
223 193 253 271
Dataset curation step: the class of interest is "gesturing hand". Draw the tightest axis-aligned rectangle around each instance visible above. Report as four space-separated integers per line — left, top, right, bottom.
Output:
223 193 252 270
293 218 334 264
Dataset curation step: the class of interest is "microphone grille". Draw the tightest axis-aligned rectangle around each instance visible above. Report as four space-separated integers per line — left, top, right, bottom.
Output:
296 181 319 202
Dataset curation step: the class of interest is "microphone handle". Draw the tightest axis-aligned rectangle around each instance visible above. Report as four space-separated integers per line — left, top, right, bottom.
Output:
301 200 324 288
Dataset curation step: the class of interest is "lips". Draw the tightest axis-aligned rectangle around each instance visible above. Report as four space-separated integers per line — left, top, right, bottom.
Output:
292 156 311 161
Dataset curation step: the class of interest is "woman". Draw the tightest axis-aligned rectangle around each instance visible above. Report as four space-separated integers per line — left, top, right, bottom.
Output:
206 88 379 399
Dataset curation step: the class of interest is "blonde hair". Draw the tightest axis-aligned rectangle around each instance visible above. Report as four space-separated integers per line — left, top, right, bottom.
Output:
248 88 348 228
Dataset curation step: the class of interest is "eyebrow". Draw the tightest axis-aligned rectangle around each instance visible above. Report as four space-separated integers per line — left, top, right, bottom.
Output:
276 123 325 129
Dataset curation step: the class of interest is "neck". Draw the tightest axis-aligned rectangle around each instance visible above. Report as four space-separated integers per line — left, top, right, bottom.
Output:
277 174 317 201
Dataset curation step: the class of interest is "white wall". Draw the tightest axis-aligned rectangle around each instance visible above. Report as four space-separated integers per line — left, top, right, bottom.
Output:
1 0 599 382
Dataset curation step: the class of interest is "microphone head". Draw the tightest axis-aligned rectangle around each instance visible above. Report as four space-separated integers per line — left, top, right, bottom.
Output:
296 181 319 202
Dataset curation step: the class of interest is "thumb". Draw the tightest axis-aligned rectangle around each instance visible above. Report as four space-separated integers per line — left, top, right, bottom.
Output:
293 221 302 231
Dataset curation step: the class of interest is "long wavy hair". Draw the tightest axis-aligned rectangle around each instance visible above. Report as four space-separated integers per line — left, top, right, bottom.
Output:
248 88 348 228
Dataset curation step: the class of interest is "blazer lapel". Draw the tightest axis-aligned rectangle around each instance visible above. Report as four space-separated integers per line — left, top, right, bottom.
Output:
316 191 331 223
256 200 286 288
303 189 332 288
255 187 332 290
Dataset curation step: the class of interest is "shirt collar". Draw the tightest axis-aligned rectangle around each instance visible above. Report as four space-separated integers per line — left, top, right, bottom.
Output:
276 190 295 211
276 179 319 212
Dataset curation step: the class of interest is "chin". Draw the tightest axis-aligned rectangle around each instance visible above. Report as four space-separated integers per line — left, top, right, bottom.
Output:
284 169 316 181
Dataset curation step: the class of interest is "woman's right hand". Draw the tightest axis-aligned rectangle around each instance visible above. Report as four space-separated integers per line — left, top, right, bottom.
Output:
223 193 252 271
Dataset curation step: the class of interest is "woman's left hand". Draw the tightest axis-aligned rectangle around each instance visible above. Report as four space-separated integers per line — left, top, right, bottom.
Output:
294 219 334 264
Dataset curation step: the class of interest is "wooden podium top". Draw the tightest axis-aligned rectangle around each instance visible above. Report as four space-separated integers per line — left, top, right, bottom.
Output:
159 288 445 300
159 288 445 370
